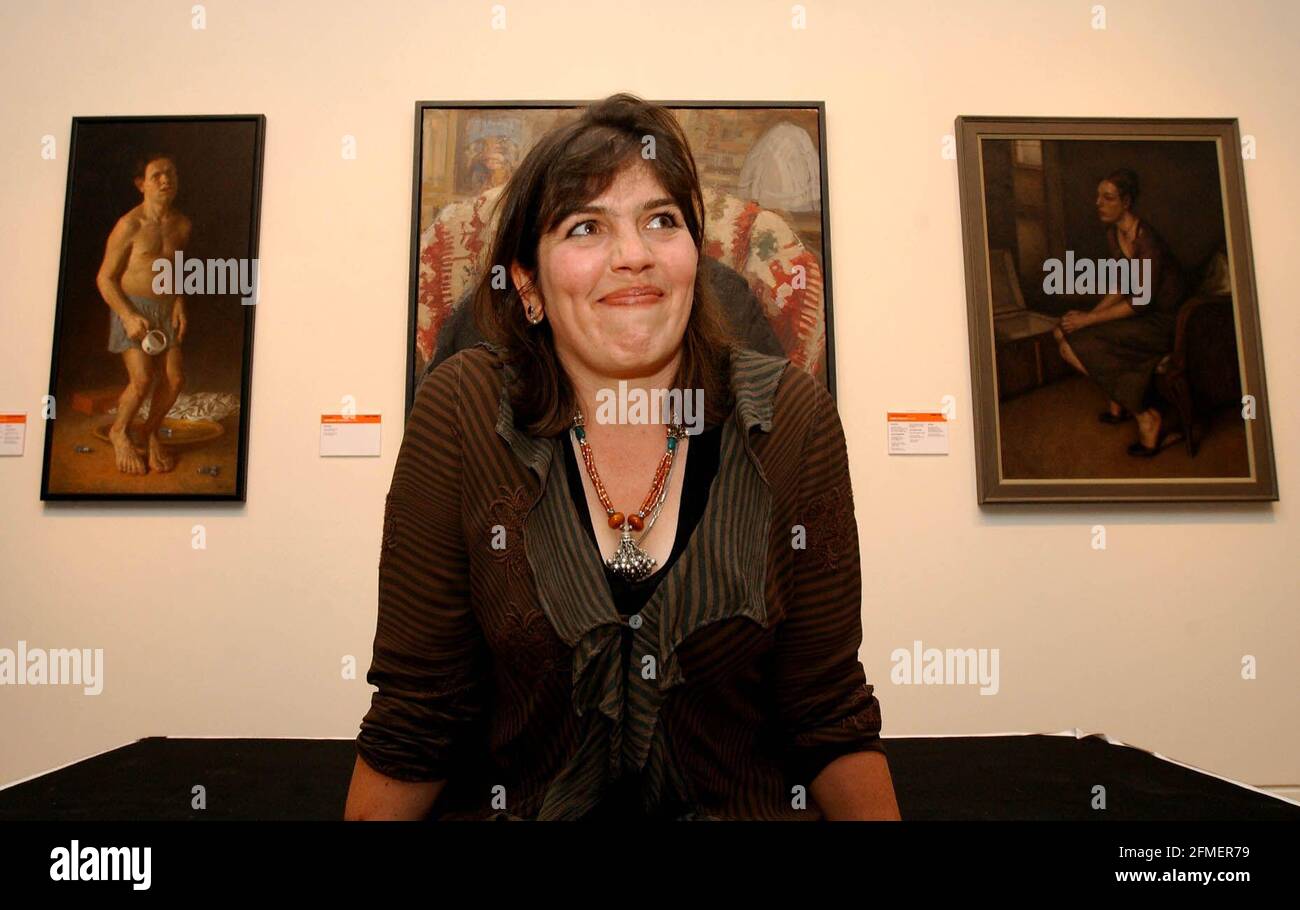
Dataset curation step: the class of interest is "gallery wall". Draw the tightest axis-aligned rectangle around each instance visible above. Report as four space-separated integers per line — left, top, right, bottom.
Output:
1 0 1296 799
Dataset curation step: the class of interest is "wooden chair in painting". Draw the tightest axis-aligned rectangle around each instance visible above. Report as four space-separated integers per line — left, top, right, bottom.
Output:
1151 248 1240 456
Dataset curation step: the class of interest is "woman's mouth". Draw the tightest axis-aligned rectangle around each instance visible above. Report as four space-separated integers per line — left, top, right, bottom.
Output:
599 287 663 305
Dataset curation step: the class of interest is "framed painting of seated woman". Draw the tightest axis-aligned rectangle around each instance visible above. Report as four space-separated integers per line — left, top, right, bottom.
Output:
955 116 1278 504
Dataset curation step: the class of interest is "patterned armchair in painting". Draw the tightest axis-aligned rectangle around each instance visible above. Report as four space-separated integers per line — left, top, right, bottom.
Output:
415 184 829 383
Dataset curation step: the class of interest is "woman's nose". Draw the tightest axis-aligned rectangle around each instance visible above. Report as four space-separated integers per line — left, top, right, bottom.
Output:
610 225 654 268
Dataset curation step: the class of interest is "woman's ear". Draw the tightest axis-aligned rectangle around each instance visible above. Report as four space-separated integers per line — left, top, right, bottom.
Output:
510 261 544 323
510 261 537 305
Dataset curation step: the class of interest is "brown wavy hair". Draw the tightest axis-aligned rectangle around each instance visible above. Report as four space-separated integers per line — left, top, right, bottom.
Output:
472 93 738 438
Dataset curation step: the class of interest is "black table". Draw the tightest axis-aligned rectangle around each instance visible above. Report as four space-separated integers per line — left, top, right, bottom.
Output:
1 734 1295 820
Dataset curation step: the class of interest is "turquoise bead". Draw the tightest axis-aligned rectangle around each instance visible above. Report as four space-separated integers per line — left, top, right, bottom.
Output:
667 436 677 451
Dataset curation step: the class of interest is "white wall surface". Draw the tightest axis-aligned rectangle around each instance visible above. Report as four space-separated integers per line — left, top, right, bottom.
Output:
1 0 1296 801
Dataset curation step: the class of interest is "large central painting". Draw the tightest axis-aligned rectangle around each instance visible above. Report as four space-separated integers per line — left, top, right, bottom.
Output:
405 100 837 413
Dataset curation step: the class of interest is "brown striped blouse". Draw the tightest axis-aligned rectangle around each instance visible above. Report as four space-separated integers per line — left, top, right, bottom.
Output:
356 340 886 819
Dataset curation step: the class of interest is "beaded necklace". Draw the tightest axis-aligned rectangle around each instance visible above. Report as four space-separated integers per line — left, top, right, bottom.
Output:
570 409 688 583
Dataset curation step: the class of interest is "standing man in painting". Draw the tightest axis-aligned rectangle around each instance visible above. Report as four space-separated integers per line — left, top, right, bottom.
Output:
96 153 190 474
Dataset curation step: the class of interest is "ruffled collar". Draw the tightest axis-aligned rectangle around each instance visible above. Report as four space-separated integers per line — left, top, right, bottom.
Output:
480 339 790 819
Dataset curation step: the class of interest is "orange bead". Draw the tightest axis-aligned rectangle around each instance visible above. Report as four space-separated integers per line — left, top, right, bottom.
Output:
627 514 645 531
608 512 625 529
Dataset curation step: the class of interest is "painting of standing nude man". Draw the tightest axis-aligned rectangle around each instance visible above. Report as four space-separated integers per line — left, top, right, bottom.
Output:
41 115 265 501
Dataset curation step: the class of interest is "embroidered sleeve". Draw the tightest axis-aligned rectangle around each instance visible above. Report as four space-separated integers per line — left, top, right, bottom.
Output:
357 353 490 783
774 376 885 792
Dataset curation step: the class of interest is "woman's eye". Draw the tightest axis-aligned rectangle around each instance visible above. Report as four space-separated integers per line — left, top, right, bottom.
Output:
566 212 678 238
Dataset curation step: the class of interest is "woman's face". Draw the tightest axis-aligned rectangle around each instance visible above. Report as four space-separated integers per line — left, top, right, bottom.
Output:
1095 180 1129 224
514 160 697 382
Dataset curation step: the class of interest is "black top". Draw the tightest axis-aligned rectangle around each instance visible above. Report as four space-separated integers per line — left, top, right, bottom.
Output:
561 422 723 819
561 424 723 616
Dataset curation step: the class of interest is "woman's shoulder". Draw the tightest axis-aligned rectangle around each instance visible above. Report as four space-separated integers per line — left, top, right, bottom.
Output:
768 357 831 419
445 340 505 372
1134 220 1179 263
1108 219 1167 255
1134 218 1171 246
413 343 507 422
420 342 505 387
727 346 830 444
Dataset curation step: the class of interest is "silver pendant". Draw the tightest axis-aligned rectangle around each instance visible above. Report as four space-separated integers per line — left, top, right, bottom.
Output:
607 525 657 582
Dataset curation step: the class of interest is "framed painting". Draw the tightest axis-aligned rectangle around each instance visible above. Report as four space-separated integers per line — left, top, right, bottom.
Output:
406 100 836 413
41 115 265 502
956 116 1277 503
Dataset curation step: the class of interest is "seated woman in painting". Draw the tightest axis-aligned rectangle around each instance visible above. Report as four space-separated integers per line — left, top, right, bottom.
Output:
1052 168 1187 456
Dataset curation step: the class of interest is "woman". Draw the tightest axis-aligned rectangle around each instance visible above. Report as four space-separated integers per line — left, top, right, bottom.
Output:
1053 168 1186 456
345 94 899 820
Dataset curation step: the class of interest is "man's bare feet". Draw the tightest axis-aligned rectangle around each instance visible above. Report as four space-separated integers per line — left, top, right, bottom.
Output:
110 426 147 474
147 433 175 473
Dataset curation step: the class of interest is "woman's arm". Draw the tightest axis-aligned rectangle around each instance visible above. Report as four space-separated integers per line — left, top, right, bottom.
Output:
772 375 901 820
1089 291 1128 313
811 750 901 820
345 353 489 820
344 755 444 821
1063 295 1137 333
1086 299 1139 325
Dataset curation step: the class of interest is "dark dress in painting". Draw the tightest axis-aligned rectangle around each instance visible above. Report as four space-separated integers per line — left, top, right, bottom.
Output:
1066 220 1186 415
